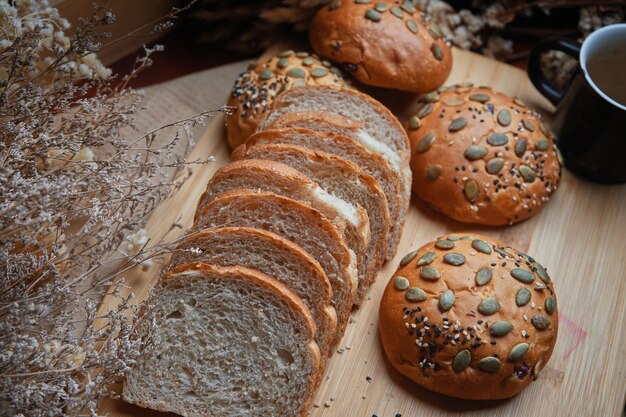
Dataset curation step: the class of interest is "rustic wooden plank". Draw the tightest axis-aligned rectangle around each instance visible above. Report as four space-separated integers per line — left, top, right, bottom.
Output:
97 47 626 417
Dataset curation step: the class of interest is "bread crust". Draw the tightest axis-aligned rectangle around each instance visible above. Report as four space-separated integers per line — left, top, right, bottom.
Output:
309 0 452 93
407 85 562 225
379 234 558 400
226 52 348 148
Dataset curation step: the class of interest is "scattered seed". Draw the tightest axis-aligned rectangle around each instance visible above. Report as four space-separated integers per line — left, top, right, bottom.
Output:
443 98 465 106
279 50 294 57
355 0 371 3
475 268 493 286
519 165 536 182
471 239 492 254
401 0 416 13
444 253 466 266
486 157 505 174
416 252 436 266
422 92 440 102
535 138 549 151
478 297 499 315
406 287 427 302
516 288 531 306
277 58 290 69
406 19 419 33
420 266 441 281
509 343 530 361
431 43 444 61
464 145 488 160
416 133 436 153
435 239 455 250
478 356 501 372
487 133 509 146
449 117 468 132
515 139 527 157
522 119 535 132
490 320 513 337
453 349 471 372
365 9 382 21
400 250 419 266
534 262 550 283
417 103 433 118
426 165 441 180
302 57 314 66
390 5 403 17
545 297 556 314
259 70 274 80
539 122 551 136
329 1 342 10
469 93 490 103
286 67 306 78
439 290 455 311
311 67 329 78
375 2 388 12
531 314 550 330
408 115 421 130
511 268 535 284
497 109 512 126
513 98 526 107
394 276 410 290
464 180 478 203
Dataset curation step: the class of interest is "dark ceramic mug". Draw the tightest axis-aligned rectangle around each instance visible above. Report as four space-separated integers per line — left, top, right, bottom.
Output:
528 23 626 184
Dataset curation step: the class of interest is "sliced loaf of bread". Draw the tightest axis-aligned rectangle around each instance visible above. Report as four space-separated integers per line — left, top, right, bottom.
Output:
194 190 356 343
242 127 404 260
231 143 389 304
170 226 336 357
122 262 320 417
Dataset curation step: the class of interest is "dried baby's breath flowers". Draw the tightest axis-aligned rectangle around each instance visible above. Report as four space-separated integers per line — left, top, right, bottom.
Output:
0 1 229 415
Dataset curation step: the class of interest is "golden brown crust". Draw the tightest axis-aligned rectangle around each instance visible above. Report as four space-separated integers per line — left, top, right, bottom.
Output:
407 85 562 225
226 52 348 148
309 0 452 93
379 234 558 400
165 262 321 415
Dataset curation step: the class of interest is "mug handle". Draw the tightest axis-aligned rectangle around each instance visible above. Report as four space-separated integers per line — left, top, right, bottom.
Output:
528 38 581 106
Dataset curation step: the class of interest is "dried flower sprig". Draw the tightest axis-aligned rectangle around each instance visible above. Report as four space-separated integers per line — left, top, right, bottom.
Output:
0 1 231 415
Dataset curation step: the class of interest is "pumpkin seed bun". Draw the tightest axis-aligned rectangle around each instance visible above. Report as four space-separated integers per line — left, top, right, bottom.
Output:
226 52 349 148
379 234 558 400
407 85 562 225
309 0 452 93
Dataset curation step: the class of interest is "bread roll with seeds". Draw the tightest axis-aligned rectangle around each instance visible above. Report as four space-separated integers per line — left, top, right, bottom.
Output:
309 0 452 93
171 227 337 357
226 51 348 148
379 234 558 400
123 263 320 416
231 143 390 304
242 127 404 260
407 85 562 225
194 189 357 344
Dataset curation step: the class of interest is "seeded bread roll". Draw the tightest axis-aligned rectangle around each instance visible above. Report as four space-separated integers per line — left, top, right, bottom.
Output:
309 0 452 93
407 85 562 225
379 234 558 400
226 51 348 148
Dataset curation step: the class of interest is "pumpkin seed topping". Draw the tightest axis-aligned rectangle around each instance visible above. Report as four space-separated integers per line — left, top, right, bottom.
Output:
417 103 433 118
516 288 532 306
486 157 505 174
277 58 290 69
311 67 329 78
469 93 490 103
464 180 478 203
497 109 512 126
406 287 427 302
475 268 493 286
545 297 557 314
426 165 441 180
536 138 549 151
279 50 294 57
522 119 535 132
302 57 314 66
355 0 371 3
539 122 551 136
443 98 465 106
420 266 441 281
431 43 444 61
408 116 421 130
390 5 403 17
531 314 550 330
439 290 455 311
443 253 466 266
416 133 436 153
365 9 382 21
259 70 274 80
478 297 499 315
435 239 455 250
509 343 530 361
464 145 488 160
515 139 527 157
422 92 440 102
399 250 419 266
406 19 418 33
478 356 501 372
519 165 536 182
535 262 550 283
296 51 309 57
416 252 436 266
449 117 468 132
375 2 388 12
401 1 416 14
487 133 509 146
286 67 306 78
472 239 492 254
322 60 332 67
490 320 513 337
453 350 471 372
513 98 526 107
511 268 535 284
394 275 410 290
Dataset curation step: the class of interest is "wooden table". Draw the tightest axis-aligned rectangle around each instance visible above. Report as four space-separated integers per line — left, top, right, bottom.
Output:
98 47 626 417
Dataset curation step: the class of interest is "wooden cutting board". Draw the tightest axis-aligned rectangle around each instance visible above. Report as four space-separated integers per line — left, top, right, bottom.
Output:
97 47 626 417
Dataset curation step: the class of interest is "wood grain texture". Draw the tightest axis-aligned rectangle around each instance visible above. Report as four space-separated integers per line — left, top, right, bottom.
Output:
97 47 626 417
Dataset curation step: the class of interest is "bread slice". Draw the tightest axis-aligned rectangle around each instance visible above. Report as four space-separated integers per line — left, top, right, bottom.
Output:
257 88 412 233
194 190 356 344
122 262 320 417
195 159 369 298
232 143 389 304
170 226 337 357
242 127 404 260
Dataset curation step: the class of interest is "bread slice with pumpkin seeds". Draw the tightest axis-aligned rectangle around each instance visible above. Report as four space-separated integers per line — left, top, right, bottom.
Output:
231 143 390 304
241 126 404 260
170 226 337 358
194 190 356 346
122 263 321 417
